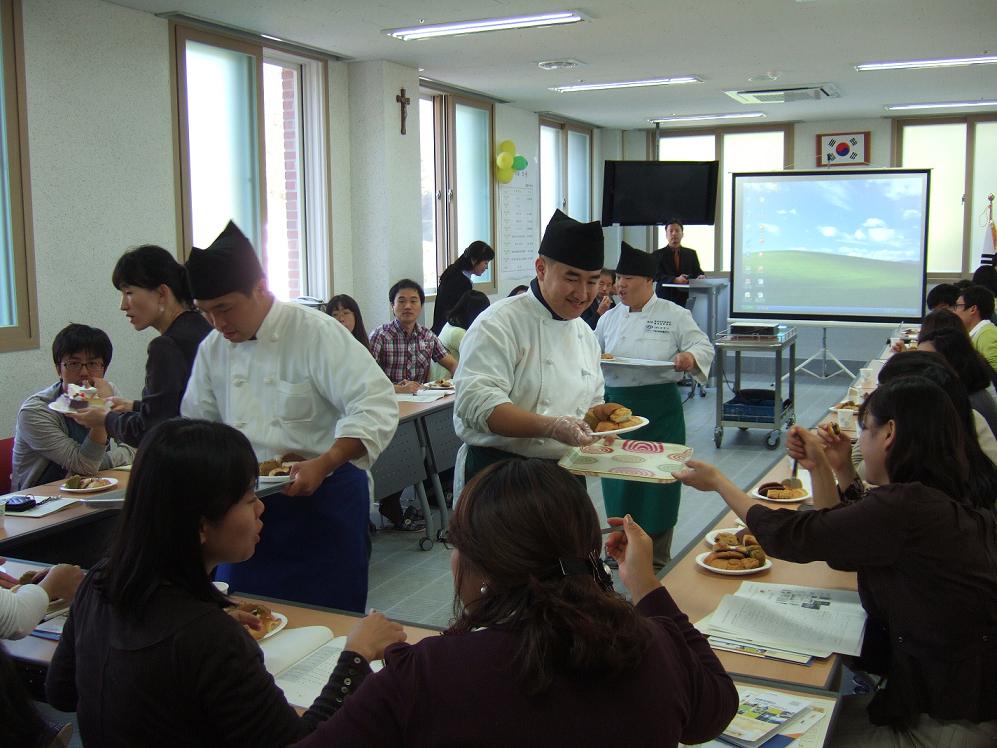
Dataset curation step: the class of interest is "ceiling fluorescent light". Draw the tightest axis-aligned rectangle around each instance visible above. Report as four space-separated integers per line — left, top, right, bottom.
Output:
649 112 766 123
385 11 585 41
551 76 701 93
886 100 997 111
856 54 997 71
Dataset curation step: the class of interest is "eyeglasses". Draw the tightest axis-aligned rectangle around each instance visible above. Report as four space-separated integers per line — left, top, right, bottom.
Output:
60 359 105 373
952 303 968 310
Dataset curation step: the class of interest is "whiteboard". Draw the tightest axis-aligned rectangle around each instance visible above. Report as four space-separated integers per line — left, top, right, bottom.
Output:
498 180 538 280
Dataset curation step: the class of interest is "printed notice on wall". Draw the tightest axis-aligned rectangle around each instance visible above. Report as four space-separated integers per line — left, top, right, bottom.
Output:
499 179 537 280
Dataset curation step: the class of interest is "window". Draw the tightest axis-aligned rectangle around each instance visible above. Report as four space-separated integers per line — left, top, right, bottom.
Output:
173 25 330 301
0 0 36 352
538 119 592 239
420 90 495 294
656 126 789 271
898 116 997 274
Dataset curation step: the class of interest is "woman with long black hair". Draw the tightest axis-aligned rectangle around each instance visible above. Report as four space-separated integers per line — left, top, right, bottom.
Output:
677 378 997 746
46 419 404 747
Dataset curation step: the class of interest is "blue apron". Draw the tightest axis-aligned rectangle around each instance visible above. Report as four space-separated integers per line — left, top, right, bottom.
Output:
216 462 370 613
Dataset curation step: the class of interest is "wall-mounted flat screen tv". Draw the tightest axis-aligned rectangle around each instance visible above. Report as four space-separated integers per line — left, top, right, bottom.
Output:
601 160 719 226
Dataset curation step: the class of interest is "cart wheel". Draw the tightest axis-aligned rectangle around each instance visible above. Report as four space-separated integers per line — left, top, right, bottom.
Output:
418 537 434 551
436 528 448 543
714 427 723 448
699 387 707 398
766 431 781 450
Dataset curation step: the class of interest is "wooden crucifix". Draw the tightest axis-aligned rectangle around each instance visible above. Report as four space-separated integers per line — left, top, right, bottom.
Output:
396 88 411 135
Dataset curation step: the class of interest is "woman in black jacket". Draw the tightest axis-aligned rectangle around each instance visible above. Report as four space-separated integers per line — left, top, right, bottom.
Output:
431 240 494 334
67 245 210 447
46 419 404 748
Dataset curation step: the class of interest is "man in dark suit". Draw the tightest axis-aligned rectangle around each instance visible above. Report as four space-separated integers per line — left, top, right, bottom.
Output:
652 220 705 307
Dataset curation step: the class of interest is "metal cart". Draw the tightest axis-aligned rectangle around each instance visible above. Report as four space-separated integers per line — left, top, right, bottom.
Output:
713 326 797 449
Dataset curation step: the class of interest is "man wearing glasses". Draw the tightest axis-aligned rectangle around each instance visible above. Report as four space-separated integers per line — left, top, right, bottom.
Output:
11 324 134 490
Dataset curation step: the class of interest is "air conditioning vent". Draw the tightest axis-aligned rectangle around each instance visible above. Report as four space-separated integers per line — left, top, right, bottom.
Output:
724 83 840 104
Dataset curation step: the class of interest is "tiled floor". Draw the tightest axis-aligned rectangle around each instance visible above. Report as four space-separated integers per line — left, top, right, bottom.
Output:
368 370 848 629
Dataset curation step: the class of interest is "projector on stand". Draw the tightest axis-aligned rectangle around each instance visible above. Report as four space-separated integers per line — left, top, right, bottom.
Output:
728 322 783 339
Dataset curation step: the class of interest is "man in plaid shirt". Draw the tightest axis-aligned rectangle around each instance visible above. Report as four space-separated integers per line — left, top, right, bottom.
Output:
370 278 458 394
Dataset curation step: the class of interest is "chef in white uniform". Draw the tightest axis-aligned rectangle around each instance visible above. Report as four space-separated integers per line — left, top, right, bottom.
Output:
596 241 714 569
181 222 397 612
454 210 604 483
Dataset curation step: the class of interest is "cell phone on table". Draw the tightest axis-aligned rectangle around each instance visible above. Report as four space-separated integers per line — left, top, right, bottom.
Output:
4 495 37 511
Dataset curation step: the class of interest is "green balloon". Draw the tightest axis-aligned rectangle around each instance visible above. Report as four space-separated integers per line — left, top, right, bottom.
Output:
512 155 528 171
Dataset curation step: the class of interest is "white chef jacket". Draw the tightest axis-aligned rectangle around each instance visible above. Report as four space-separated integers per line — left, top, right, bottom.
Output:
595 295 714 389
181 299 397 469
454 289 604 459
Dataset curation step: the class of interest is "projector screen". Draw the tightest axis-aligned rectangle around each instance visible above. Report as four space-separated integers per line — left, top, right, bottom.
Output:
730 169 930 324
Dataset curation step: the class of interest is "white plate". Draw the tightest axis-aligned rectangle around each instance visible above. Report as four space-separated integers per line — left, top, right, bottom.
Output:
258 474 293 484
750 484 811 503
592 416 650 437
422 382 455 391
262 611 288 641
704 527 744 548
47 395 109 415
695 551 772 576
59 477 118 494
600 356 676 368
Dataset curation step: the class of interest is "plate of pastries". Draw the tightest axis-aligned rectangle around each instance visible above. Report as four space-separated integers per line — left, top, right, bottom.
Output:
696 530 772 575
258 453 305 483
423 378 455 390
583 403 649 436
235 602 287 641
751 478 811 503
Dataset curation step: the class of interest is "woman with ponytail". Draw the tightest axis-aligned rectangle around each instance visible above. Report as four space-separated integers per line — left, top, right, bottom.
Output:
66 245 211 447
294 459 737 747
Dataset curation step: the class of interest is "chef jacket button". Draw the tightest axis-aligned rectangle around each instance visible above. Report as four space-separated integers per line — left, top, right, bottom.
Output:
541 398 550 406
271 419 280 426
264 377 274 385
233 379 244 387
270 334 279 342
545 359 553 365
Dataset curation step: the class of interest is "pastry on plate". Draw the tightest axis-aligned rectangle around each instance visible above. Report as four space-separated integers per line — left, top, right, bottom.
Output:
236 602 281 641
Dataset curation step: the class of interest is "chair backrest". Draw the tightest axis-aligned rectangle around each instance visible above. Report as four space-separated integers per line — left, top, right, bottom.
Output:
0 436 14 495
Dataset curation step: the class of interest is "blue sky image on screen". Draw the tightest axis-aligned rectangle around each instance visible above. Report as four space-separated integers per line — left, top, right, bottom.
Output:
732 172 927 320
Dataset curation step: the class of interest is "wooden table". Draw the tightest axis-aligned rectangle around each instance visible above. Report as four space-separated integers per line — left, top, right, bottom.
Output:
664 455 858 691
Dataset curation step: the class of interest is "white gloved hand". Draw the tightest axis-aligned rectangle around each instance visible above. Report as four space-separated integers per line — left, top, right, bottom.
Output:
545 416 597 446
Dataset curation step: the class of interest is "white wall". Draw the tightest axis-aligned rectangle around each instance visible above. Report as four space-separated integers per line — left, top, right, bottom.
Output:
0 0 175 437
327 61 354 299
346 60 423 330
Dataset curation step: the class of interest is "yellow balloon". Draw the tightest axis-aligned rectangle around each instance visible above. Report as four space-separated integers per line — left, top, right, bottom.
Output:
498 140 516 155
496 167 514 184
496 152 513 170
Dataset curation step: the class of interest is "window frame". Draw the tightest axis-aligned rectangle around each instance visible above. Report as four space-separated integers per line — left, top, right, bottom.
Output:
0 0 37 353
538 117 594 235
894 113 997 279
170 22 333 298
654 123 793 273
422 88 496 296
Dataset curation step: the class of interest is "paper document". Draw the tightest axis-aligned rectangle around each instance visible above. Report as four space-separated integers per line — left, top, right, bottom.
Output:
696 582 866 658
396 392 448 403
722 688 811 747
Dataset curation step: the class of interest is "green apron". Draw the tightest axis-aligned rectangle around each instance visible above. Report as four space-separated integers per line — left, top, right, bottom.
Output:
601 382 684 534
464 444 586 488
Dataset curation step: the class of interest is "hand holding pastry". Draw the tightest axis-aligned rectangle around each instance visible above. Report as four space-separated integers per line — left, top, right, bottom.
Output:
816 423 853 473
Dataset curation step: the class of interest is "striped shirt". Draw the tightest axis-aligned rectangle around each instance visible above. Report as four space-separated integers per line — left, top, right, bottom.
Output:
369 319 448 383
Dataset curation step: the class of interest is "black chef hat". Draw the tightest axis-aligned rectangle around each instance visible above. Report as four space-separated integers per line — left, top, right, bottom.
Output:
186 221 264 300
538 210 604 272
616 241 657 279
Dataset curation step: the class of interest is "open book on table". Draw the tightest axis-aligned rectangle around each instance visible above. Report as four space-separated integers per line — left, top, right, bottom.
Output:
261 626 383 709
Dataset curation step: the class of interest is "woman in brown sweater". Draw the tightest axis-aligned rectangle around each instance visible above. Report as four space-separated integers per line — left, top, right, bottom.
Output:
676 377 997 746
295 459 737 747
